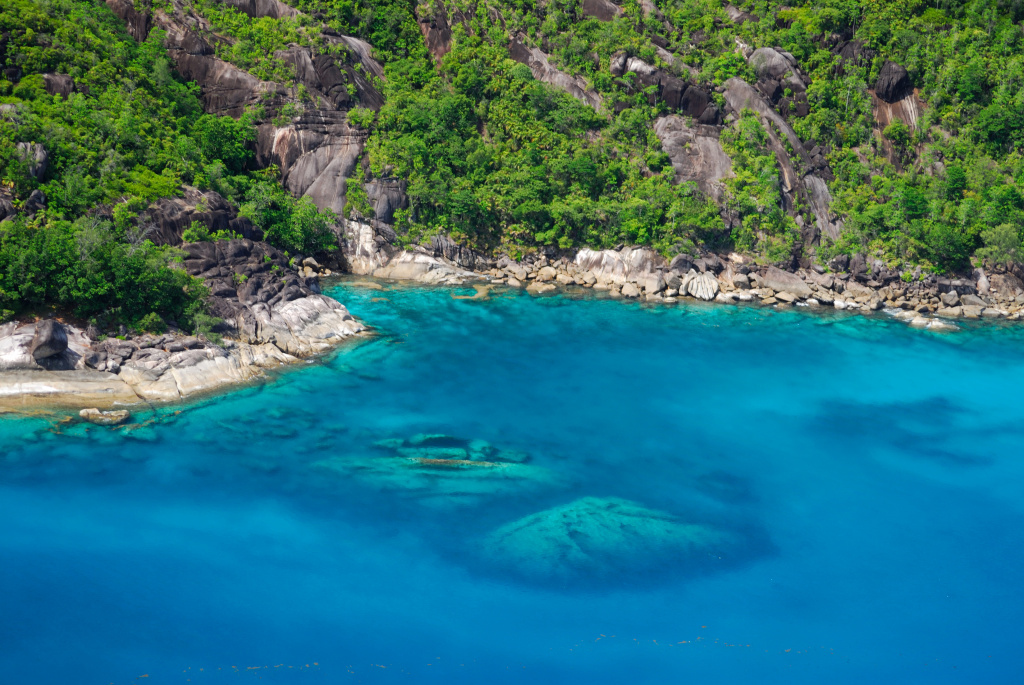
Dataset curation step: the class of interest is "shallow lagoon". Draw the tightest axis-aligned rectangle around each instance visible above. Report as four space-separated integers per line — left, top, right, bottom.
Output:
3 282 1024 684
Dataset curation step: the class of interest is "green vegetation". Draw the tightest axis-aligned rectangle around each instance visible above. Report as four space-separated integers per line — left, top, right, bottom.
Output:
5 0 1024 330
364 19 725 256
300 0 1024 272
0 0 337 329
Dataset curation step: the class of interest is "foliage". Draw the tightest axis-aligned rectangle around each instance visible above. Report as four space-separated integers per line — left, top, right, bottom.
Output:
181 220 238 243
0 214 208 329
239 169 338 254
720 111 799 262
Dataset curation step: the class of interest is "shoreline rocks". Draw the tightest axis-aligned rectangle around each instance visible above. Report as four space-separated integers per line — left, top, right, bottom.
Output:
0 235 367 412
465 245 1024 329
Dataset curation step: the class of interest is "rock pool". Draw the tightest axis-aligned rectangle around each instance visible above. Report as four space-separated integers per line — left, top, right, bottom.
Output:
2 281 1023 683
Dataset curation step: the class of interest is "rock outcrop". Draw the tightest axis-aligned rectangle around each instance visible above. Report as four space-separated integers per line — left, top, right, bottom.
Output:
416 0 464 63
29 320 68 361
0 222 367 409
16 142 47 180
722 77 843 243
342 221 483 284
581 0 623 21
107 0 389 219
610 54 716 120
875 61 911 103
0 294 363 408
220 0 298 19
574 246 663 284
42 72 76 98
508 35 603 110
653 116 732 200
145 187 261 246
481 497 731 582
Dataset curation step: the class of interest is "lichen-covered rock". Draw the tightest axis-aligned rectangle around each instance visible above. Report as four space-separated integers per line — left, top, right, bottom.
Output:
481 497 730 582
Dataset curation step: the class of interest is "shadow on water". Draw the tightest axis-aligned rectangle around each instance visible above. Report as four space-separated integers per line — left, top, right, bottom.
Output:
809 396 993 467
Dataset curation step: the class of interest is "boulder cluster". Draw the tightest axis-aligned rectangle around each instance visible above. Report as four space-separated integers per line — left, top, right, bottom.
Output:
473 246 1024 328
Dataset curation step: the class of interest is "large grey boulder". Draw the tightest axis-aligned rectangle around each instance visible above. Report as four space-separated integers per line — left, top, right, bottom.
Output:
16 142 48 179
42 73 75 98
762 267 813 299
220 0 298 19
686 271 720 300
580 0 622 21
875 61 911 103
30 320 68 360
748 47 791 81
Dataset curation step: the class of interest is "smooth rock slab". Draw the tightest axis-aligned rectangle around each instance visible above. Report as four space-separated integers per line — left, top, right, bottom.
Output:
481 496 730 583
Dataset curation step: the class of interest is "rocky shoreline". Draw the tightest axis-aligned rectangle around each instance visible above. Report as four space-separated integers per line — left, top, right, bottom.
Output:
478 247 1024 331
0 236 366 415
346 219 1024 330
4 232 1024 417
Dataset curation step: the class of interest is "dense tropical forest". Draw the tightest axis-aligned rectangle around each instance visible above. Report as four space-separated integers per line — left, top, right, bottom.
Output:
2 0 1024 328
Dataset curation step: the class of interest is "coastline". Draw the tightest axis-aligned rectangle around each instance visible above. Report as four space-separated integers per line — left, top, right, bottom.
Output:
4 239 1023 418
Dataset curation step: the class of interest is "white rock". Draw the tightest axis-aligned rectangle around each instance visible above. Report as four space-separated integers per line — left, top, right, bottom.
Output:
687 272 720 301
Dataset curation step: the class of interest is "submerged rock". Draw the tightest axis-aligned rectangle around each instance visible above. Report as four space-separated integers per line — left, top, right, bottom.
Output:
374 434 531 464
481 497 731 583
312 453 562 509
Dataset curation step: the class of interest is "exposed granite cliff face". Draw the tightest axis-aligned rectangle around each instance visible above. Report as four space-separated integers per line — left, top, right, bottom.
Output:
653 116 732 200
106 0 388 219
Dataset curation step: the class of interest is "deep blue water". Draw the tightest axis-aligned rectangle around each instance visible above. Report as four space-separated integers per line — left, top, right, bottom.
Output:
3 282 1024 684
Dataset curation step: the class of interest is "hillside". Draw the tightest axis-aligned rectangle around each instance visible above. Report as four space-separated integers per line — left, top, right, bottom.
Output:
2 0 1024 329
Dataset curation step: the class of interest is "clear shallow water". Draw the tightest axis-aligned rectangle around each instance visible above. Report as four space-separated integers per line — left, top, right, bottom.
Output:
2 282 1024 684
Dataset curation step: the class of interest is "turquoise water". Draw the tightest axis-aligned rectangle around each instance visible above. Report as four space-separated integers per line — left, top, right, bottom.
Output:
3 282 1024 684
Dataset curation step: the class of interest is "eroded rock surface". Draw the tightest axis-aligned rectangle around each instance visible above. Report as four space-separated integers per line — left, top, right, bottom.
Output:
653 116 732 200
